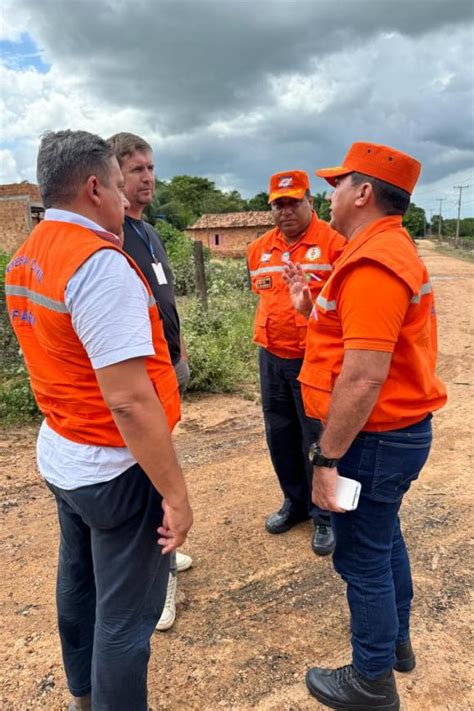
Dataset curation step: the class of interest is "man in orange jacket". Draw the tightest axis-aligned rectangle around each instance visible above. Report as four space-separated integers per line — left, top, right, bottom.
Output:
285 143 446 710
5 130 192 711
247 170 345 555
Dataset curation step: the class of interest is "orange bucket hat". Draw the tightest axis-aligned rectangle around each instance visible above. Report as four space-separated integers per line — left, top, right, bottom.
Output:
315 142 421 194
268 170 310 203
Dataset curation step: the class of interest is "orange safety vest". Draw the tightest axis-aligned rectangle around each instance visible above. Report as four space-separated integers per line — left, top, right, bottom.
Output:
299 216 447 431
5 220 180 445
247 213 346 359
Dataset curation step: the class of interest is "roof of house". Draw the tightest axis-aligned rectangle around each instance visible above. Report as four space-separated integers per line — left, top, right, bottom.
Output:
187 211 274 230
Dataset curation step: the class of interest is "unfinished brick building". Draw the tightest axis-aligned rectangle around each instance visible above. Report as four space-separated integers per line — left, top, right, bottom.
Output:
0 182 44 254
186 211 274 257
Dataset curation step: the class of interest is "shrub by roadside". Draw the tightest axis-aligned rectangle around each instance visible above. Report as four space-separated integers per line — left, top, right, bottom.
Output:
180 290 257 395
1 246 259 422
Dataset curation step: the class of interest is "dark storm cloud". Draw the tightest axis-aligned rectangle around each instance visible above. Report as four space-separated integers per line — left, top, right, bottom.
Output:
16 0 474 132
7 0 474 209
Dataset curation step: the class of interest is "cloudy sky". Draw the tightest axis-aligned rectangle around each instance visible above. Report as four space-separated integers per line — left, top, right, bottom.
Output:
1 0 473 218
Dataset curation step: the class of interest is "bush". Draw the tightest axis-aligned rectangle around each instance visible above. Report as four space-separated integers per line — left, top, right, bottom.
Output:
0 369 40 423
0 251 22 374
1 251 41 422
1 240 259 422
180 290 258 394
156 221 210 296
207 258 249 295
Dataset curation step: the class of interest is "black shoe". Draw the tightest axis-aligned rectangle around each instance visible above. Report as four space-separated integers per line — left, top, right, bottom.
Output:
265 508 309 534
312 523 335 556
394 638 416 672
306 664 400 710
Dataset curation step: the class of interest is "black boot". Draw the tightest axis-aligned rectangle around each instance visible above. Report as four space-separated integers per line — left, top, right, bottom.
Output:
306 663 400 710
394 638 416 672
311 523 335 556
265 507 308 534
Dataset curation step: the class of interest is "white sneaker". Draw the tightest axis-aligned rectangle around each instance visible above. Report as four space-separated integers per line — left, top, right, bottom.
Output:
156 573 177 631
176 551 193 572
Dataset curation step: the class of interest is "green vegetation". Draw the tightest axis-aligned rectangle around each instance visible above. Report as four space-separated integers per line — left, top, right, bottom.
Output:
4 194 471 422
180 288 257 395
1 251 42 423
433 241 474 263
1 242 258 423
144 175 270 231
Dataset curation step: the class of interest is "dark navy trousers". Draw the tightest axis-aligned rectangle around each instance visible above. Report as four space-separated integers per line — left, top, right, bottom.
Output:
332 415 433 679
47 463 170 711
259 347 330 526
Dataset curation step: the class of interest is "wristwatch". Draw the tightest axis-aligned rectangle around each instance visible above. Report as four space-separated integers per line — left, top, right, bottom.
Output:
309 442 339 468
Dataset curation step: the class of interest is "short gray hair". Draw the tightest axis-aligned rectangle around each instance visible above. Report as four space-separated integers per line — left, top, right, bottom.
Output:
37 130 115 209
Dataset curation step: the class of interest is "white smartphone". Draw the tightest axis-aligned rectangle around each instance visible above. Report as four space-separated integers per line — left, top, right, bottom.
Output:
335 475 361 511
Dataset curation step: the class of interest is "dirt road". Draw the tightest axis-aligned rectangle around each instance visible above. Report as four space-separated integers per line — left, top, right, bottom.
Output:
1 243 473 710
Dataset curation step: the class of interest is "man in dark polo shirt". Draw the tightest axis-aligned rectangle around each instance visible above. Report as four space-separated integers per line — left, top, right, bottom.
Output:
108 132 192 631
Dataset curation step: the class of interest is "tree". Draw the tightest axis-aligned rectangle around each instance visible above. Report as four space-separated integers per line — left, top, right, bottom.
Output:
201 188 246 214
431 214 442 236
245 192 270 211
143 180 194 230
144 175 249 228
403 203 426 238
312 192 331 222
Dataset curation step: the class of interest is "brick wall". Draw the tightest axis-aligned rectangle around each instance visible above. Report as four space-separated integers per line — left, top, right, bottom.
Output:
186 225 270 257
0 183 41 201
0 183 43 254
0 197 33 253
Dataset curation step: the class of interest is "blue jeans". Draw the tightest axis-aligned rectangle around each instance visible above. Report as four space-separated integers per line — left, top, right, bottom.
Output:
47 464 170 711
259 348 329 525
331 415 433 679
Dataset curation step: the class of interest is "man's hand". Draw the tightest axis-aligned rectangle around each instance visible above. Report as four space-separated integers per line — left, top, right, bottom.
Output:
312 466 346 513
158 497 193 554
283 262 313 318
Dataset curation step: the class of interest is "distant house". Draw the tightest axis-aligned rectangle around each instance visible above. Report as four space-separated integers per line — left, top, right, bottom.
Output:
186 211 274 257
0 182 44 253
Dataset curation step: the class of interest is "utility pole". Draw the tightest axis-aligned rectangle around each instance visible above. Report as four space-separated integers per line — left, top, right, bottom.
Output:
453 185 470 248
437 198 444 238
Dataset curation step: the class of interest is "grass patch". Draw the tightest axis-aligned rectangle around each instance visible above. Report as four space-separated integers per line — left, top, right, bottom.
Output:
179 289 259 396
1 247 259 422
0 370 41 424
434 244 474 263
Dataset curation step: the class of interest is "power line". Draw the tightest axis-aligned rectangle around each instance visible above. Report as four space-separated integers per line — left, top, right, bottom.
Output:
414 171 474 197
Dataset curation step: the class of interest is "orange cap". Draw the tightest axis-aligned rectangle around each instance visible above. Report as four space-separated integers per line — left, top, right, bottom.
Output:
315 142 421 194
268 170 310 203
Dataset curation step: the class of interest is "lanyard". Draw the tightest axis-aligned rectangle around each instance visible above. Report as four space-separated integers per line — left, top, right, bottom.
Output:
126 217 159 263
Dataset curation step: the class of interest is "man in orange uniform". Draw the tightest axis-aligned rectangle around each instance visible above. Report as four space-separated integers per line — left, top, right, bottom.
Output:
247 170 345 555
5 130 193 711
286 143 446 709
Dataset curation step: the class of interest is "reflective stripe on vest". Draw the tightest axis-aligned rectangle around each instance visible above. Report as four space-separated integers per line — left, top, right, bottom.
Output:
410 281 432 303
5 284 68 313
317 281 433 311
5 283 156 310
250 263 332 277
316 294 337 311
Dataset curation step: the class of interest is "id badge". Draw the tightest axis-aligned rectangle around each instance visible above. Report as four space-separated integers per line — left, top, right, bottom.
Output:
152 262 168 285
